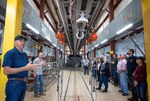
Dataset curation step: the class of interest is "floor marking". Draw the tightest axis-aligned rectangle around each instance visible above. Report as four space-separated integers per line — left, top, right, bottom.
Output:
78 96 80 101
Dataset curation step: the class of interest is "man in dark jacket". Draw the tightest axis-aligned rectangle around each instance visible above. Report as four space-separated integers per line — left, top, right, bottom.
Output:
127 49 138 101
97 57 110 92
110 54 118 86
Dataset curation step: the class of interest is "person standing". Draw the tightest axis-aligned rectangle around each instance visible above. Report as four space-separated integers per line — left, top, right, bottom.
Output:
110 54 118 86
127 49 138 101
92 58 97 79
133 57 147 101
97 57 110 92
83 58 89 75
96 58 101 82
2 35 40 101
117 54 128 96
33 51 47 97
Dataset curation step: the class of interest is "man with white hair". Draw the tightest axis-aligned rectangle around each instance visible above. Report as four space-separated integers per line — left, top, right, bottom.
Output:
117 54 128 96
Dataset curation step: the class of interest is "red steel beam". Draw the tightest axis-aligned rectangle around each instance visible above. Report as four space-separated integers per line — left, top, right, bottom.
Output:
109 0 114 22
45 0 58 28
33 0 40 8
44 15 56 32
95 14 109 32
95 0 122 32
33 0 56 33
40 0 45 20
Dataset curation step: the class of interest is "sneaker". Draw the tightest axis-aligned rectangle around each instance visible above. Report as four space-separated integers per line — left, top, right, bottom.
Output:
40 93 46 96
34 94 40 97
127 97 138 101
102 90 107 92
122 93 128 96
118 90 123 93
96 88 101 90
114 84 118 86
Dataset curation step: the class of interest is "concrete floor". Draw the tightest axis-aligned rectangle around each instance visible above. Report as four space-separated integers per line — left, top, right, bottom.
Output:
25 70 131 101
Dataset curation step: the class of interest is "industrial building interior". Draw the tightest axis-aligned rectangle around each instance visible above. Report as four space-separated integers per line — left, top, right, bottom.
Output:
0 0 150 101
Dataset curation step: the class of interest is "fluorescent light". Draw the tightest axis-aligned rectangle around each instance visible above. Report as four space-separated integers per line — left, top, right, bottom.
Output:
116 23 133 34
101 39 108 44
26 24 39 34
95 44 99 48
53 44 56 47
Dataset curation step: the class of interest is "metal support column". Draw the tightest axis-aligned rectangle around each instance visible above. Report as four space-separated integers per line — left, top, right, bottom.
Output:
110 40 115 56
109 0 114 22
40 0 45 20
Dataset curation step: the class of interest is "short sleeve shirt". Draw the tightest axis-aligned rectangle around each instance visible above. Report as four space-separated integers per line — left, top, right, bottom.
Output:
2 47 28 78
33 57 43 75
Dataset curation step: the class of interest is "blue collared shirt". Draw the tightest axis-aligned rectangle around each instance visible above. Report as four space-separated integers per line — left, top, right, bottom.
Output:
2 47 28 78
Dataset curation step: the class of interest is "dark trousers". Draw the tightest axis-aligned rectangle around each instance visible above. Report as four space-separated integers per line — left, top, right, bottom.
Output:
112 68 118 85
84 66 89 75
92 67 96 79
97 70 100 81
5 80 26 101
128 76 138 99
137 81 147 101
99 74 109 91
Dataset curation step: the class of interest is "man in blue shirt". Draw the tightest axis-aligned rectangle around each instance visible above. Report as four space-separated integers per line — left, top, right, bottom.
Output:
2 35 40 101
33 51 47 97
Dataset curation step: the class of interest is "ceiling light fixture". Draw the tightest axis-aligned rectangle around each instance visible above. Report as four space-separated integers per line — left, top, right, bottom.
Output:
95 44 99 48
26 24 39 34
116 23 133 34
101 39 108 44
76 12 88 23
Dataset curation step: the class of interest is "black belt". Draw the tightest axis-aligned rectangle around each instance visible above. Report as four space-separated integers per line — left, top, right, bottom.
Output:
8 78 28 82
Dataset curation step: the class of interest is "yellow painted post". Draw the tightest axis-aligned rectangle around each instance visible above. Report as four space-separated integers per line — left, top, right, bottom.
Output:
0 0 24 100
141 0 150 100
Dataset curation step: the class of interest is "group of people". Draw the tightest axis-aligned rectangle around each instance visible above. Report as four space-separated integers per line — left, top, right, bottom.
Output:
82 49 147 101
2 35 47 101
111 49 147 101
2 34 148 101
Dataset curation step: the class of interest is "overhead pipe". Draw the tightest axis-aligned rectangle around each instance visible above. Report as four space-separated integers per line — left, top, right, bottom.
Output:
78 0 106 51
51 0 62 24
33 0 57 33
45 0 58 29
55 0 73 53
96 0 122 32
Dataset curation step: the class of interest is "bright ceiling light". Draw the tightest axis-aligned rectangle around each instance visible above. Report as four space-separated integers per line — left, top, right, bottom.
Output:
53 44 56 47
101 39 108 44
76 12 88 23
116 23 133 34
95 44 99 48
26 23 39 34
